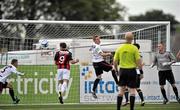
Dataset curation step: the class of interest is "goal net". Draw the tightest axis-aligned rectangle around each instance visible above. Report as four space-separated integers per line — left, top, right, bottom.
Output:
1 20 179 104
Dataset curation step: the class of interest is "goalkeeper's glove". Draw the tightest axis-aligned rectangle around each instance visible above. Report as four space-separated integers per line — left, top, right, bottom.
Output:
162 62 172 66
149 64 154 68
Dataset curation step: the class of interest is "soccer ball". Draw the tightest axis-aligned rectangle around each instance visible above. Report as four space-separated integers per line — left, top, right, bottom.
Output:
40 39 49 48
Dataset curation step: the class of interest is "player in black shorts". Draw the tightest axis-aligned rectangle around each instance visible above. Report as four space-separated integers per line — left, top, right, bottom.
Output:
151 42 180 104
90 35 118 98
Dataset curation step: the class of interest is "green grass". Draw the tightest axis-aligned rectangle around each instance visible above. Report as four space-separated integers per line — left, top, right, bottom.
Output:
0 104 180 110
0 65 80 104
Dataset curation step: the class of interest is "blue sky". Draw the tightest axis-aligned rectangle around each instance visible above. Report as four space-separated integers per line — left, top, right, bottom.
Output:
118 0 180 22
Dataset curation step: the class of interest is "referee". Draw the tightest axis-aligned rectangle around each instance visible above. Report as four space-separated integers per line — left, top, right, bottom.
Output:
114 32 142 110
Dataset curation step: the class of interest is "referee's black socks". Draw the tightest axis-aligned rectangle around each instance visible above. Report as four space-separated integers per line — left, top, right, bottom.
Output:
130 95 135 110
117 95 123 110
92 78 100 92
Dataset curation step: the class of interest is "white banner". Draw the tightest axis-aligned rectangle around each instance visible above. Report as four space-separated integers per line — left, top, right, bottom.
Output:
0 50 54 65
80 65 180 103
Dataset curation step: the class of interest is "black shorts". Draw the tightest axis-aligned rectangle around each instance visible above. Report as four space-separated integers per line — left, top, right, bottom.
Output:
119 68 137 88
158 70 175 85
93 61 112 76
0 82 8 94
136 74 141 88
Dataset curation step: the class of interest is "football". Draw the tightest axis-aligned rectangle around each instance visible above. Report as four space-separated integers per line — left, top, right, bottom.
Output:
40 39 49 48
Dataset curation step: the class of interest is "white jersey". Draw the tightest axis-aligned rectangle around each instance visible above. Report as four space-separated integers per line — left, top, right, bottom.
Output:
0 65 22 84
90 43 104 63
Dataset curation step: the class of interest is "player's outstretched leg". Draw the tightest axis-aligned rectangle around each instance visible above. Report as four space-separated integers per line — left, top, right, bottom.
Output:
9 89 20 104
92 77 101 99
111 70 119 85
58 92 63 104
59 81 67 104
172 85 180 103
160 87 169 104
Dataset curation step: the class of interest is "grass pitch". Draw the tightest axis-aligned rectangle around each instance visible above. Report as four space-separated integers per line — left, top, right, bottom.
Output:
0 103 180 110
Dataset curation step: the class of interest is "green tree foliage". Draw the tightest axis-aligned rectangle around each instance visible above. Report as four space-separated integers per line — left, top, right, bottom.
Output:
0 0 126 21
129 10 179 31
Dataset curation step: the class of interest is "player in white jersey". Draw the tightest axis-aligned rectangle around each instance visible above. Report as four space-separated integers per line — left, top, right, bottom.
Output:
90 35 118 98
0 59 24 104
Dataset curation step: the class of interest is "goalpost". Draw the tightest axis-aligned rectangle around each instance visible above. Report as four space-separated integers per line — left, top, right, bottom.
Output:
1 20 178 105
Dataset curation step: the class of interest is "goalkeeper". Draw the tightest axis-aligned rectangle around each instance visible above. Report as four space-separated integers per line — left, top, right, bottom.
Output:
0 59 24 104
150 42 180 104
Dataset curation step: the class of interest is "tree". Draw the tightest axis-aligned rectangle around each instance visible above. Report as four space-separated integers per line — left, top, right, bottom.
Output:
129 10 179 31
1 0 126 21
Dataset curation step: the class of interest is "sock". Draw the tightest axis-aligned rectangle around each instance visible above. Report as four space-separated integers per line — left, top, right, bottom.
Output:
117 95 123 110
130 95 135 110
173 86 179 99
124 88 129 102
58 83 62 97
111 70 119 85
9 89 16 101
92 78 100 92
61 82 67 95
137 89 144 102
161 88 168 100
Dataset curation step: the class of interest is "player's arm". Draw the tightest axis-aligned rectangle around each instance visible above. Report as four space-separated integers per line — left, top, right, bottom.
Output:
54 52 59 65
96 45 111 57
70 59 79 64
12 69 24 76
135 48 143 70
150 54 157 68
69 52 79 64
162 52 176 66
113 48 119 72
176 50 180 59
99 52 112 57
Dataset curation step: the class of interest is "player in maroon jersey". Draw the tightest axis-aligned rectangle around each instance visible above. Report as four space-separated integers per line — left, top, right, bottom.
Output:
54 42 79 104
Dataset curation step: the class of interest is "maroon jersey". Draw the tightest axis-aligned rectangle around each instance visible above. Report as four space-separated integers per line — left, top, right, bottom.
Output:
54 50 73 70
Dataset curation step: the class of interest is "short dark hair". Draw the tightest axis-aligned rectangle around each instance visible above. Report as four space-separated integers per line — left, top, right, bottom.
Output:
133 43 140 49
11 59 18 64
60 42 67 49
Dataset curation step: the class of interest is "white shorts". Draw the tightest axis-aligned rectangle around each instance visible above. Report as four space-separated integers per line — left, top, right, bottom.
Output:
57 69 70 80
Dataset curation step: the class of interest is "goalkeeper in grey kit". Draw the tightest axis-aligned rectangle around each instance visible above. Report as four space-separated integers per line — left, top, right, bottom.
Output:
150 42 180 104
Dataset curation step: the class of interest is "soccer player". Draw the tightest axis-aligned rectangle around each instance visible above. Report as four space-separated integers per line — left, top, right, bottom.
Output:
54 42 79 104
0 59 24 104
150 42 180 104
123 43 145 106
114 32 143 110
90 35 119 99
